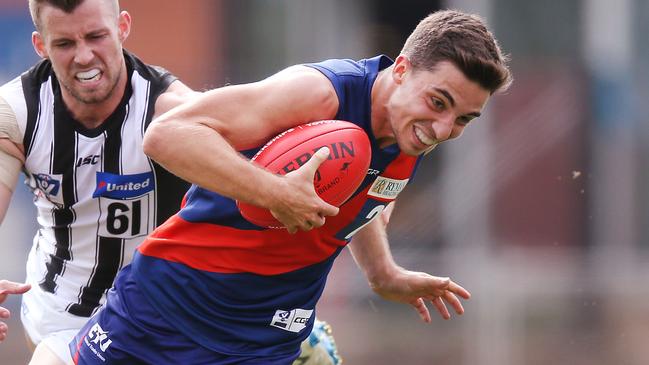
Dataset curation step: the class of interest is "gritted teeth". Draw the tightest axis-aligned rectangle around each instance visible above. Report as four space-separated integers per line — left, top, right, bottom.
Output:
76 69 101 81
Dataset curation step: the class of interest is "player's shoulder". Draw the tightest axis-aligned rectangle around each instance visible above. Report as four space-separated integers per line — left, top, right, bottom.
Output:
123 50 195 117
0 76 25 106
305 55 391 77
152 81 198 119
259 65 338 114
0 77 30 142
0 58 51 98
124 50 176 85
306 58 366 77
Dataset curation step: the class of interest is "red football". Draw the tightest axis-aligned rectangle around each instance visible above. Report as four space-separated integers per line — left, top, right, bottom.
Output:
237 120 371 228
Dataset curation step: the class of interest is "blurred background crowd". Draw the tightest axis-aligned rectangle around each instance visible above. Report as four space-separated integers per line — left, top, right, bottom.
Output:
1 0 648 364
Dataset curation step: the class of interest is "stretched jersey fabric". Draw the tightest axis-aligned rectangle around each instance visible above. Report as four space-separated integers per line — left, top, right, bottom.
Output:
132 55 423 358
0 51 190 318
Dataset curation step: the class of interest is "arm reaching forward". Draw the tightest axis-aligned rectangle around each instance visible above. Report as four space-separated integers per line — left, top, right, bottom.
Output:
348 206 470 322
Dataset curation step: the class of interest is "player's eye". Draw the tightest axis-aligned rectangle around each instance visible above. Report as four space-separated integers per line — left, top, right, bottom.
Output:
431 97 445 111
456 116 475 126
54 41 72 48
88 33 107 40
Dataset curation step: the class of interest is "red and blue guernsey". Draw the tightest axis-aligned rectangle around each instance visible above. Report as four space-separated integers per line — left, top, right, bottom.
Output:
71 55 423 364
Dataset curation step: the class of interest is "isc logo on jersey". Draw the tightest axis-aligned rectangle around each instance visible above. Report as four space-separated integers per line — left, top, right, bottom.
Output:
92 171 155 199
270 308 313 333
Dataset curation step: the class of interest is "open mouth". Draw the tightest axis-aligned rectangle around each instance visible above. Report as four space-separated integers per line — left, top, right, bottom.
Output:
76 69 102 83
414 126 436 146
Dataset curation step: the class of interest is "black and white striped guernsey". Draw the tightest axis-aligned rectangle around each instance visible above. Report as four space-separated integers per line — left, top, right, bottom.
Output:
0 51 190 317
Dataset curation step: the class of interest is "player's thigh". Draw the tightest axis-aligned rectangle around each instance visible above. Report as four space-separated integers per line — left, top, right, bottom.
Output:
29 329 78 365
29 342 66 365
25 330 37 352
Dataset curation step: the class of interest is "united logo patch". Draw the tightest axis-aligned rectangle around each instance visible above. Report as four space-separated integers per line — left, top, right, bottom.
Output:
93 172 154 199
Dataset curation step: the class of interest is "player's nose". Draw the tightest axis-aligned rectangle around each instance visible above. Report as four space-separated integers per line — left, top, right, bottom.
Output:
74 42 95 66
431 115 454 141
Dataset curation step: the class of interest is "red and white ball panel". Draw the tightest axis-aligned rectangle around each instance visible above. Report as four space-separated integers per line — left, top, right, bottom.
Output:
237 120 372 227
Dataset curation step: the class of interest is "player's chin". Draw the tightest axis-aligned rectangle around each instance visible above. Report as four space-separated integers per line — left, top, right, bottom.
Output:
401 135 434 156
394 139 419 156
401 144 429 157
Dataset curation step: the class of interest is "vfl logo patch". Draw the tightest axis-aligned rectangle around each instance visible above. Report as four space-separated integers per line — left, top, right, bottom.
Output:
367 177 409 200
34 173 61 196
32 173 64 207
270 308 313 333
93 172 154 199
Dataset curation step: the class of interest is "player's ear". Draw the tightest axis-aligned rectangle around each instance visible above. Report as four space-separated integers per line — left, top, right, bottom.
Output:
32 31 48 59
117 11 131 43
392 55 411 85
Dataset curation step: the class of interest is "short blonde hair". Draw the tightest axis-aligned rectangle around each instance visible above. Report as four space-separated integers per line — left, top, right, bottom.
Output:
28 0 119 31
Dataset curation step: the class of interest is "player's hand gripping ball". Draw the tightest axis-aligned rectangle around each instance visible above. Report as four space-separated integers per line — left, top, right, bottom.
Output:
237 120 371 228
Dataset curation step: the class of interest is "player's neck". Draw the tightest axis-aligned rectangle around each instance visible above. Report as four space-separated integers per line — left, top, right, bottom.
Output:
370 67 395 148
61 69 128 130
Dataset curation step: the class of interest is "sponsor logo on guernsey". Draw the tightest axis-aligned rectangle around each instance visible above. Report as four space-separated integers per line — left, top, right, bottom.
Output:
93 171 154 199
270 308 313 333
367 176 409 199
76 154 100 167
84 323 112 360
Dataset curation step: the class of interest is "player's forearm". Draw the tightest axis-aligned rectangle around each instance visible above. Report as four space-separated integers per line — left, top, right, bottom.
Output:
0 141 21 225
348 217 399 288
143 117 282 209
0 183 12 225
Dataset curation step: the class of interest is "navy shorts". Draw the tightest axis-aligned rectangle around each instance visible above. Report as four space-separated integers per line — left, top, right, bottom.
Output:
69 266 298 364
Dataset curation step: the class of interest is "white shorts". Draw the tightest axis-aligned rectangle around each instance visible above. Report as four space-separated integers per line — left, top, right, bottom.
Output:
21 286 87 365
20 232 103 365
